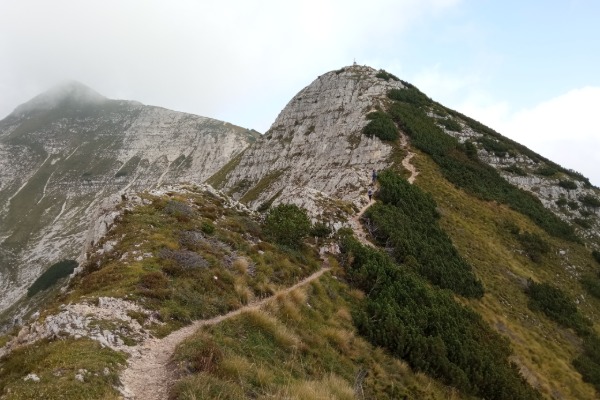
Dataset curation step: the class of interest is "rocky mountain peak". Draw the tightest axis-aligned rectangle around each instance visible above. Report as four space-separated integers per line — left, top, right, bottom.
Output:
210 64 405 216
10 80 107 117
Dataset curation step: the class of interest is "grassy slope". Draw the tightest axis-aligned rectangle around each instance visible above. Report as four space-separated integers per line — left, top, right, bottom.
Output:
409 148 599 399
171 262 460 400
0 186 461 399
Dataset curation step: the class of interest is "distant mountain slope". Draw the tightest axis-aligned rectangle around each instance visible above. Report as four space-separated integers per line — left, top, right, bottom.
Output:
0 82 258 314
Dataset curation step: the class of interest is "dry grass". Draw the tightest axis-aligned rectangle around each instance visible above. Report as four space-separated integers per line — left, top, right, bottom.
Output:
171 275 457 399
410 150 599 399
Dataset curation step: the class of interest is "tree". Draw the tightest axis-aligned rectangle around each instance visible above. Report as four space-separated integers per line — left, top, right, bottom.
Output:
263 204 311 248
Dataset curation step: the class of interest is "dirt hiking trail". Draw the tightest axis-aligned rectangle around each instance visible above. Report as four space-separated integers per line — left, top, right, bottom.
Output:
349 134 418 247
120 266 331 399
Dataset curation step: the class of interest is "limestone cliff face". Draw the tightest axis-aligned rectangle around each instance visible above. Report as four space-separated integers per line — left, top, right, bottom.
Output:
212 65 401 216
0 82 257 313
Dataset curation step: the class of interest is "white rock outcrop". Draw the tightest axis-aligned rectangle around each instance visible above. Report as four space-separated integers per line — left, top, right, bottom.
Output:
0 86 257 315
218 65 402 215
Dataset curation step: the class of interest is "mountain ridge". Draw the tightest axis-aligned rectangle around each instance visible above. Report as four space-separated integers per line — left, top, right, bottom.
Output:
0 87 258 316
1 65 600 399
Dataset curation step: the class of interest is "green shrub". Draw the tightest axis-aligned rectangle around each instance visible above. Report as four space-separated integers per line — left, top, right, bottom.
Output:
568 201 580 210
556 198 567 207
515 231 550 263
310 222 331 238
365 170 484 298
535 166 558 176
573 218 592 229
463 141 478 159
502 165 527 176
478 137 511 157
437 117 462 132
341 238 541 400
27 259 78 297
559 180 578 190
263 204 311 249
526 281 592 336
573 335 600 391
201 221 216 235
375 69 399 81
593 250 600 264
388 87 430 108
362 112 398 141
581 275 600 300
386 99 578 242
580 194 600 208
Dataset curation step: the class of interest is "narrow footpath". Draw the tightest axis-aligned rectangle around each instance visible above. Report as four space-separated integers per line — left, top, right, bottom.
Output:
119 266 331 399
349 134 419 247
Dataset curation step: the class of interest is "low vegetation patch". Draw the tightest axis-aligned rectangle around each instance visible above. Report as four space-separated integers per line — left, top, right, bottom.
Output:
502 164 527 176
362 111 398 141
263 204 311 249
386 90 579 242
375 69 400 81
580 194 600 208
513 230 551 263
340 237 541 400
436 117 462 132
365 170 484 298
593 250 600 264
574 335 600 392
172 274 455 399
64 190 320 335
526 280 592 336
559 180 578 190
0 338 125 399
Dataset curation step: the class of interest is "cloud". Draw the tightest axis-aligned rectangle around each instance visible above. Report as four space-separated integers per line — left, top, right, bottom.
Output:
0 0 461 132
454 86 600 187
409 65 600 186
500 87 600 186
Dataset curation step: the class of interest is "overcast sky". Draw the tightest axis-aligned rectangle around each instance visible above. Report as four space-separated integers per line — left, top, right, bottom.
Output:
1 0 599 186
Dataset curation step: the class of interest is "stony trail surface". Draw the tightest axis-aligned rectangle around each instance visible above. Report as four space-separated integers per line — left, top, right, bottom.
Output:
348 134 418 247
399 132 419 184
119 266 332 399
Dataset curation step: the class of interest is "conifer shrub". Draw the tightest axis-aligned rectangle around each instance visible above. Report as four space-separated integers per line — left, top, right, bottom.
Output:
593 250 600 264
559 180 578 190
362 111 398 141
526 280 592 336
386 94 578 242
502 164 527 176
535 165 558 176
581 274 600 300
478 136 511 157
437 117 462 132
573 335 600 392
514 231 550 263
574 218 592 229
263 204 311 249
388 87 430 107
375 69 400 81
310 222 331 238
580 194 600 208
365 170 484 298
341 237 541 400
27 259 78 297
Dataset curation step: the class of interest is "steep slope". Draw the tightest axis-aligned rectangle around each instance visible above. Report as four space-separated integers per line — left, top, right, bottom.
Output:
2 67 600 399
209 65 398 214
0 185 455 399
0 82 258 316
